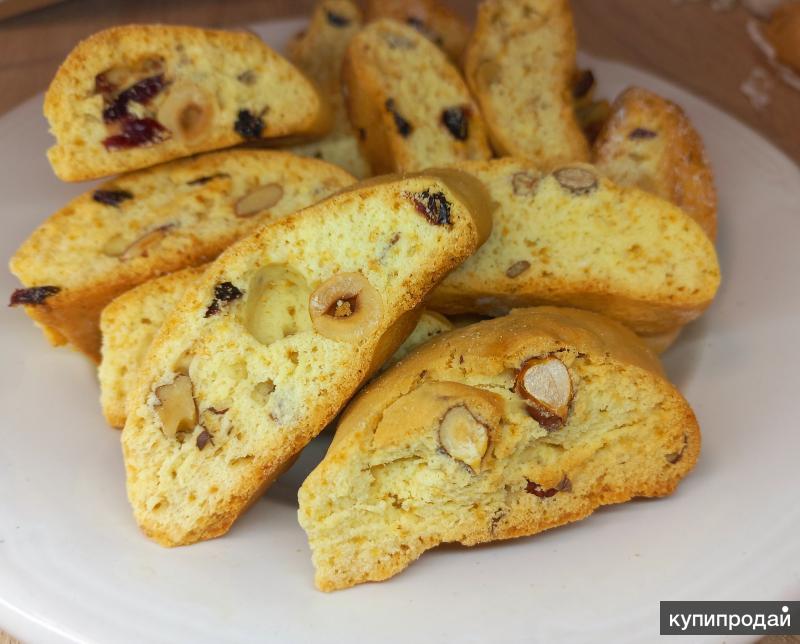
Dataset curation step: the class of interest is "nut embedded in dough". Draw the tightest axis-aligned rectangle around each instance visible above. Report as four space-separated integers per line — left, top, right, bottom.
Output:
515 356 573 430
309 272 383 342
438 405 489 473
154 374 198 439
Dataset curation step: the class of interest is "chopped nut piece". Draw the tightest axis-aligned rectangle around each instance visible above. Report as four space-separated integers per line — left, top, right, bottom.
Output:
154 374 198 439
244 265 312 345
665 434 689 464
525 475 571 498
234 183 284 217
196 428 213 450
629 127 657 140
237 70 257 86
92 189 133 207
553 166 598 195
506 260 531 278
157 83 216 144
309 272 383 342
438 405 489 473
515 356 573 430
187 173 229 186
511 171 540 196
102 223 176 259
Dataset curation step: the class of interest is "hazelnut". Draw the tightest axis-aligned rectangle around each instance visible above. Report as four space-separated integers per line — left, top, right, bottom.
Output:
156 82 215 144
553 166 598 196
438 405 489 473
244 265 312 346
102 224 175 259
309 272 383 342
515 356 573 430
234 183 284 217
154 374 198 439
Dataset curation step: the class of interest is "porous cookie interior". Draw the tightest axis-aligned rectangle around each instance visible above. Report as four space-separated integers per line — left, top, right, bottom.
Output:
122 173 485 545
465 0 588 165
45 26 325 179
433 159 719 334
299 310 698 590
349 20 489 170
11 151 354 294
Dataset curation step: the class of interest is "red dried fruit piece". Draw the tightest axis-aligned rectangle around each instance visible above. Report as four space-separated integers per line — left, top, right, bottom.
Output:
441 106 469 141
9 286 61 307
103 118 168 150
629 127 657 140
525 474 571 498
92 189 133 207
204 281 244 318
410 190 452 226
572 70 595 100
102 74 166 123
385 99 413 137
234 109 264 139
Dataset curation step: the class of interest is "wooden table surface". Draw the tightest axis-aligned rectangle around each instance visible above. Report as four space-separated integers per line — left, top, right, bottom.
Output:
0 0 798 642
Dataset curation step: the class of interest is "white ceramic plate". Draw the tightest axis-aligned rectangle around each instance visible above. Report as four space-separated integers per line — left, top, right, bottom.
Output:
1 18 798 644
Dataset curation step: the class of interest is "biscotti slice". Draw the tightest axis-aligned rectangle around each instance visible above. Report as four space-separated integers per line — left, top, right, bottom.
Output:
364 0 470 62
464 0 589 167
593 87 718 240
343 19 492 174
44 24 330 181
99 263 451 429
298 306 700 591
428 159 720 341
286 0 371 178
9 150 355 361
121 169 493 546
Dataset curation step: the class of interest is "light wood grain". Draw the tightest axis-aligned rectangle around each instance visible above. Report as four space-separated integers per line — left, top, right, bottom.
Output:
0 1 798 642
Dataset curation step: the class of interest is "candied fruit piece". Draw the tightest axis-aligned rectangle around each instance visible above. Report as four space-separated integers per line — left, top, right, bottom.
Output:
9 286 61 307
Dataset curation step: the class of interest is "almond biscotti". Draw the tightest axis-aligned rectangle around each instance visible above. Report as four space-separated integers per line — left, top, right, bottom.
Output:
593 87 718 240
287 0 371 178
99 263 453 429
343 19 492 174
45 24 330 181
298 306 701 591
9 150 355 361
428 159 720 342
121 169 493 546
364 0 470 62
464 0 589 167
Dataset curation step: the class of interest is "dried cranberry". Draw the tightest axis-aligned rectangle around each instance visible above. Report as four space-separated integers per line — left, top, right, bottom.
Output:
385 99 412 137
102 75 166 123
187 173 229 186
205 281 243 317
326 10 350 26
234 109 264 139
9 286 60 307
92 189 133 207
196 429 214 450
572 70 595 100
441 106 469 141
411 190 451 226
103 117 168 150
629 127 657 140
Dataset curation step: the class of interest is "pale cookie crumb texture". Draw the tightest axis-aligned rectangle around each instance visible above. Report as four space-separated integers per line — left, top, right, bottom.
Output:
44 24 330 181
464 0 590 167
429 158 721 340
121 170 493 547
9 150 355 361
344 19 492 174
298 306 700 591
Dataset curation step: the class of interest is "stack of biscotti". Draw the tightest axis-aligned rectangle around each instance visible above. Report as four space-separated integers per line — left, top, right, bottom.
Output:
6 0 725 593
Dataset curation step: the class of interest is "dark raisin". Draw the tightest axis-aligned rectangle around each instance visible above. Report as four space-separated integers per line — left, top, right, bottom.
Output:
358 128 366 141
524 404 565 431
9 286 60 307
629 127 657 140
525 479 559 498
196 429 214 450
326 9 350 26
385 99 412 137
234 109 264 139
572 70 595 100
92 189 133 207
187 173 229 186
103 117 168 150
406 16 444 46
102 75 166 123
411 190 451 226
441 106 469 141
205 282 243 317
214 282 243 302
